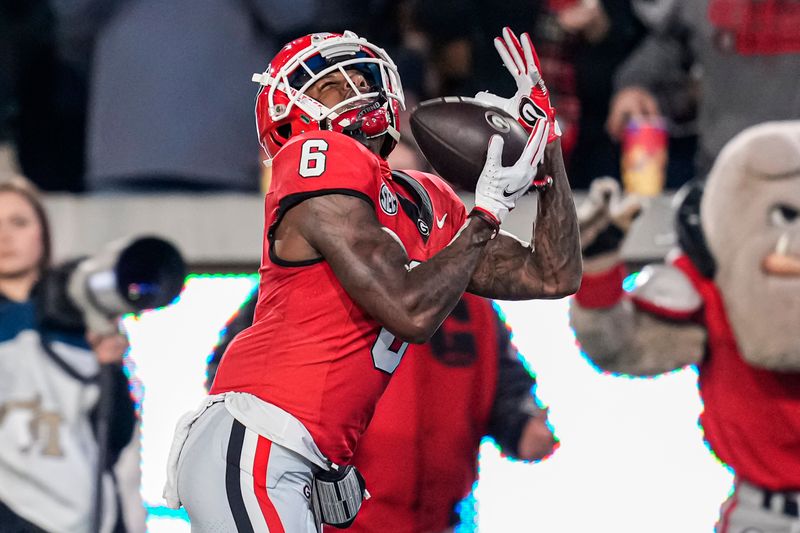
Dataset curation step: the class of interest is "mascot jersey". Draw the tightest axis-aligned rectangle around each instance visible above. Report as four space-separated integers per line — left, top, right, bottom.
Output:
673 254 800 491
578 255 800 491
211 130 468 465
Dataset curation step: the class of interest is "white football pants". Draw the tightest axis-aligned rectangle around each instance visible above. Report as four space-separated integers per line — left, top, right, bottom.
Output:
176 402 320 533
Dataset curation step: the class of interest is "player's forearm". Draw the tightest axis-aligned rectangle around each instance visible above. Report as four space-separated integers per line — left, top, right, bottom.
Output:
467 142 582 300
305 194 496 344
389 218 497 342
530 141 582 295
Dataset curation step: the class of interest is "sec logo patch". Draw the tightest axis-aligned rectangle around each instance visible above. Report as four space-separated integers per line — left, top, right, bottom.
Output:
379 183 398 215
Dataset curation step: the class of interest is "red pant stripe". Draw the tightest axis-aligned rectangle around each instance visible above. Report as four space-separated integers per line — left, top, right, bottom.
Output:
718 491 739 533
253 437 286 533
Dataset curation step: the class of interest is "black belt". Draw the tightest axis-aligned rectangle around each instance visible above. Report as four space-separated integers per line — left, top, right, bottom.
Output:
761 489 800 517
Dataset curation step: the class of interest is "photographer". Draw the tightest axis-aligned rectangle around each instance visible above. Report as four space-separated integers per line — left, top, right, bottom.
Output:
0 177 136 533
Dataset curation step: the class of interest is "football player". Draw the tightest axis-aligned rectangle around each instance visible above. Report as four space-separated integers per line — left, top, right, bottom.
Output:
165 29 580 532
206 291 556 533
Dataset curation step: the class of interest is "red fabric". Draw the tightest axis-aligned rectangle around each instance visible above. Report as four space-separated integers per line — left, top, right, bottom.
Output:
708 0 800 55
253 438 285 533
547 0 579 12
673 254 800 491
573 263 626 308
630 296 698 322
212 130 468 464
344 295 500 533
469 206 500 229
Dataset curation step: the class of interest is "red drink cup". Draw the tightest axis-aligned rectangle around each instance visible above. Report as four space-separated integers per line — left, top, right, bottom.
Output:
621 118 668 196
548 0 581 12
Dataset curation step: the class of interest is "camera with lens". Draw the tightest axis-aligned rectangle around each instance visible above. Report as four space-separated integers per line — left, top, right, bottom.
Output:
37 236 186 334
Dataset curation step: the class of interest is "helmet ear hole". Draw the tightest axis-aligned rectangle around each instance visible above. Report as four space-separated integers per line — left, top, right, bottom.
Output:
277 124 292 140
269 127 289 150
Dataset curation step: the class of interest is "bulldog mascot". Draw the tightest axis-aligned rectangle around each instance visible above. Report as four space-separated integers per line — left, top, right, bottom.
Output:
571 121 800 533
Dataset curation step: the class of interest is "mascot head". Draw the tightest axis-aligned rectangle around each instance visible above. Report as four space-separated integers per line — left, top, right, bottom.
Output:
701 121 800 370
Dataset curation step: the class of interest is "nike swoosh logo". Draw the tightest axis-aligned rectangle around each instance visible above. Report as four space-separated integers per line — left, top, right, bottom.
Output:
503 183 529 197
436 213 448 228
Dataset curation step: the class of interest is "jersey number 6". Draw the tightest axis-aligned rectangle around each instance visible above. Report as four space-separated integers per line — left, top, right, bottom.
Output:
298 139 328 178
371 328 409 374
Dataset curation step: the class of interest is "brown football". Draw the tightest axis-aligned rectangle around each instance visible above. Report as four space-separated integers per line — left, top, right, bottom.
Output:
409 97 529 191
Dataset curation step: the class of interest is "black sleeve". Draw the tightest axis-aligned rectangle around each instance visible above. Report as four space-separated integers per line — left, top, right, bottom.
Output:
90 363 136 468
486 312 542 458
206 291 258 391
34 259 88 334
0 0 54 141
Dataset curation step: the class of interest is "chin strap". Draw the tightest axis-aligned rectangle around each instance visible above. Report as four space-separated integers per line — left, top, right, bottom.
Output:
329 91 400 157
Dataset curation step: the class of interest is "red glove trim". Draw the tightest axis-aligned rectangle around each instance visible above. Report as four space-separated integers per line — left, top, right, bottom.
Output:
574 263 626 308
469 207 501 236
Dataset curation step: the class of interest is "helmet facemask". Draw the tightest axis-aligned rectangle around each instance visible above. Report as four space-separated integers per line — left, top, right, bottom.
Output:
253 31 405 160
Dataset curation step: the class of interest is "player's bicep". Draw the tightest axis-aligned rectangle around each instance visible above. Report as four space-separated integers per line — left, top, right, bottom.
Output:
295 194 413 318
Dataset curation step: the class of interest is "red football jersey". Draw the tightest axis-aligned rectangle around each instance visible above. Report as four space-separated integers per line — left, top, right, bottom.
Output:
346 294 501 533
211 130 468 464
674 254 800 491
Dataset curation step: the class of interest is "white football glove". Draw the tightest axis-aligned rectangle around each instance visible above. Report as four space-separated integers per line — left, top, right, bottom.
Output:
473 118 550 226
475 27 561 142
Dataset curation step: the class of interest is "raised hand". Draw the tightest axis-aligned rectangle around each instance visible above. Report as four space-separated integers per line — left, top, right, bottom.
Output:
475 27 560 143
577 177 642 270
473 118 550 227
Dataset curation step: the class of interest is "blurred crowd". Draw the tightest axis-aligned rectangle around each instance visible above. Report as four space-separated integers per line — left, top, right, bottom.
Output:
2 2 799 532
1 0 798 193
